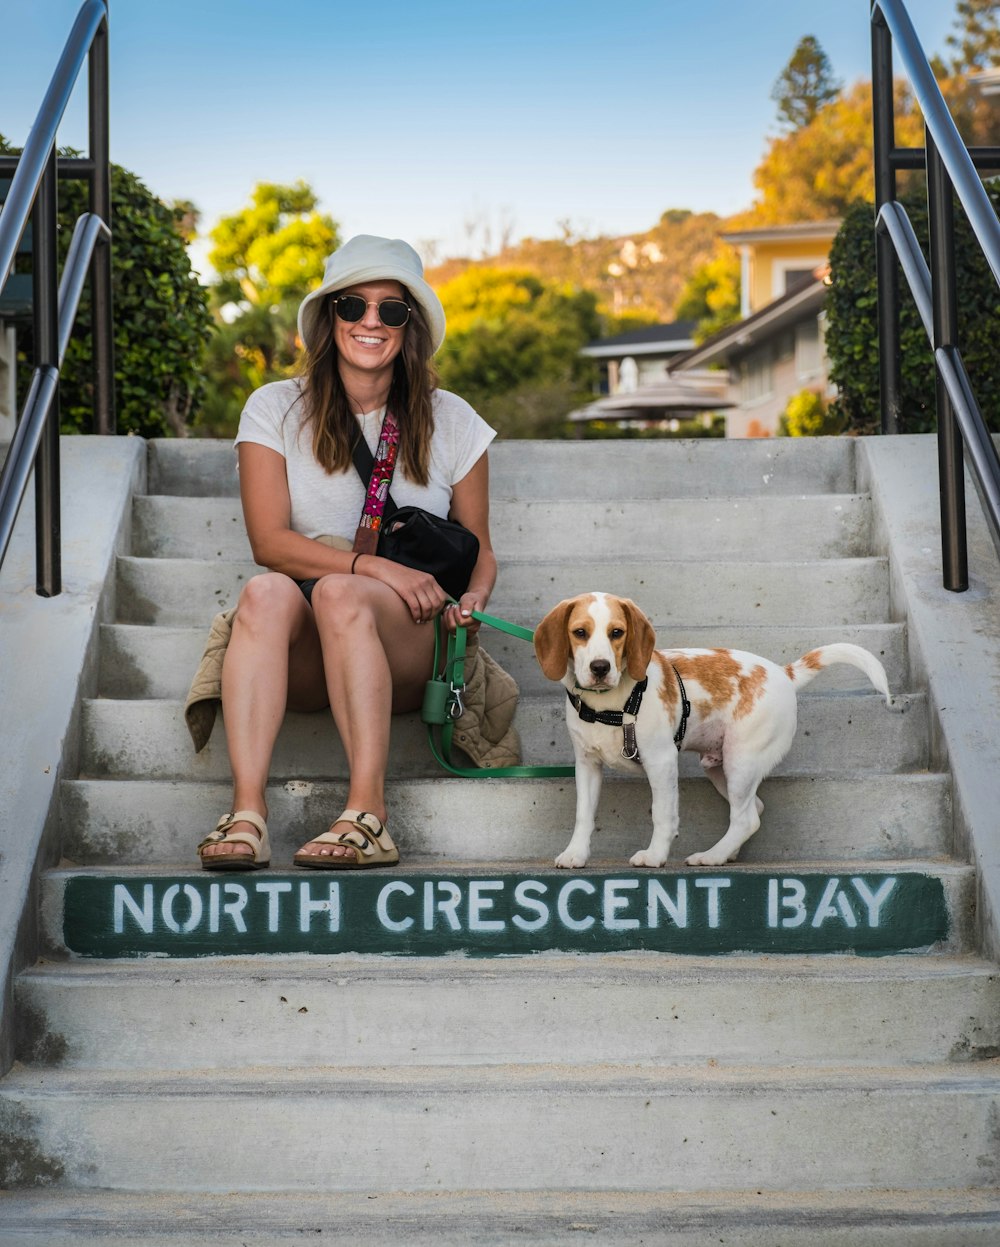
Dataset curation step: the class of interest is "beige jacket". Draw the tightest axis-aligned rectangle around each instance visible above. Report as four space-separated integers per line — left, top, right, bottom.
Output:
183 611 521 769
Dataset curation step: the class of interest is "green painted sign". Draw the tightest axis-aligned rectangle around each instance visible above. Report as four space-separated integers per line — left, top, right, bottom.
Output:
60 870 950 958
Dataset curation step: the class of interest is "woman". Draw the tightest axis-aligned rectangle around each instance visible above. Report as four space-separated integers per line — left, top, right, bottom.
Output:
198 235 497 871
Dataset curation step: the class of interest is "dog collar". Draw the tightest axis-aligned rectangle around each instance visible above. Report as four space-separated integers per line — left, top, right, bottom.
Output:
567 678 648 762
567 666 690 759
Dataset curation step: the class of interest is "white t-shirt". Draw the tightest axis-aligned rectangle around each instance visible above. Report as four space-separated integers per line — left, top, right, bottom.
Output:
234 379 496 541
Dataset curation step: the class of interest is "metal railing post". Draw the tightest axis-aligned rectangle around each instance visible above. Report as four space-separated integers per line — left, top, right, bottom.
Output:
872 9 901 435
926 129 968 591
89 5 114 434
32 148 62 597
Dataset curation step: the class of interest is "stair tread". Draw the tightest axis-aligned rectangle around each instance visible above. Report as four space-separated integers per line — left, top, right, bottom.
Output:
1 1186 997 1244
19 949 998 982
5 1059 999 1094
48 856 973 876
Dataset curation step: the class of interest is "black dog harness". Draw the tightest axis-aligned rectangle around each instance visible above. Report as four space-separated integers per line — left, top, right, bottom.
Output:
567 666 691 764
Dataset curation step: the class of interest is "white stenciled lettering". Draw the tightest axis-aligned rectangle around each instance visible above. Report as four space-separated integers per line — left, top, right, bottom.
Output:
512 880 549 932
851 877 897 927
222 883 249 932
603 879 640 931
695 877 731 929
423 881 462 932
811 878 857 928
557 879 596 931
161 883 203 934
377 881 415 932
113 883 154 934
647 879 688 928
255 881 292 933
299 881 340 933
468 880 506 932
769 878 808 928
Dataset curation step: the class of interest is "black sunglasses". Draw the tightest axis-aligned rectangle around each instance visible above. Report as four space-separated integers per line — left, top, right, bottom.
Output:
331 294 411 329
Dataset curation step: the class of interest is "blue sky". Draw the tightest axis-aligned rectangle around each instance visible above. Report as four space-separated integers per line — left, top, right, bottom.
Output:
4 1 960 273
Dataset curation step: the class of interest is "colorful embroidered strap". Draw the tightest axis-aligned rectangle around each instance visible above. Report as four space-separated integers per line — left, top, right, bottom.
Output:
353 408 400 555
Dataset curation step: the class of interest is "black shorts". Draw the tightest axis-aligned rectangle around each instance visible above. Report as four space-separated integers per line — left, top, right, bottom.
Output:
295 578 318 605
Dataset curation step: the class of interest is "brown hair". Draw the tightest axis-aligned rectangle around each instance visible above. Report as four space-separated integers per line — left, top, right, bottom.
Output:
297 286 438 486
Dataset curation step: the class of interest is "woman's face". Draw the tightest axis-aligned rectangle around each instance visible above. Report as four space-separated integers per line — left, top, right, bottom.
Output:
331 279 408 379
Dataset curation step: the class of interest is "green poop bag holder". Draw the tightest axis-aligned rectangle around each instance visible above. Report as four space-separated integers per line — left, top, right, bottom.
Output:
422 606 574 778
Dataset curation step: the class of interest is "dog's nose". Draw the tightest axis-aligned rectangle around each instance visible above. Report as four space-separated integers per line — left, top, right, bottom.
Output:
590 659 611 680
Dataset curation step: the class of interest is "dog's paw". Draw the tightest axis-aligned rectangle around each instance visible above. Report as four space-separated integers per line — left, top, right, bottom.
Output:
555 848 590 869
629 849 668 869
685 849 736 867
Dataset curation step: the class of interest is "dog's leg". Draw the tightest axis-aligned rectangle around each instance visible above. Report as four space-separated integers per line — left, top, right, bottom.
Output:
686 759 764 867
555 750 603 869
630 751 680 868
701 761 764 817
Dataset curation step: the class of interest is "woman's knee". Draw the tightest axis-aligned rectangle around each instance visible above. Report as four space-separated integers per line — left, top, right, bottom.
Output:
310 574 375 631
234 573 305 634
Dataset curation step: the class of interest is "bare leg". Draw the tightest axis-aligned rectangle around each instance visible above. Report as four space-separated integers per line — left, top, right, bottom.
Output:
201 574 326 863
295 573 436 862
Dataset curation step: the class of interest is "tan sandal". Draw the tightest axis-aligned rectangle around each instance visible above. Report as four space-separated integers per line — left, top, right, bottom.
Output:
198 810 271 871
293 809 399 870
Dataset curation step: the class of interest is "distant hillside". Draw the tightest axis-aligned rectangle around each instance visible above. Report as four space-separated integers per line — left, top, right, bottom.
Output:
426 208 732 325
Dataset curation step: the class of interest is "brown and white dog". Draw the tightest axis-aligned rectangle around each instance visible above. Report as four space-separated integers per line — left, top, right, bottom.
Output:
534 592 892 869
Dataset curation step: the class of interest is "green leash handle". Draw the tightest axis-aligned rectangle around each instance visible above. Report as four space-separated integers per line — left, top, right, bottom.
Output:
421 605 575 778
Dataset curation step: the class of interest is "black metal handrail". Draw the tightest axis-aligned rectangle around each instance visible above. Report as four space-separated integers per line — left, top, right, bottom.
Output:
871 0 1000 591
0 0 112 598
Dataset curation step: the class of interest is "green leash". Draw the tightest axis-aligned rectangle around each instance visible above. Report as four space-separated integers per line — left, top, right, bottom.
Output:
421 606 575 778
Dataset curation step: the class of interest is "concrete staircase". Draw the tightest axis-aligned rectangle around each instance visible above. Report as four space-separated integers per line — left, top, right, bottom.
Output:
2 436 999 1243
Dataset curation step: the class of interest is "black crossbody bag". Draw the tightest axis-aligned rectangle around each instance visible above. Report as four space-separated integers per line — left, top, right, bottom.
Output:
351 435 480 602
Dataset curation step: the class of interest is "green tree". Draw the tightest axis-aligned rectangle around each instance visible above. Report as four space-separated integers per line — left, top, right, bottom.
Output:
434 267 600 436
208 180 338 310
825 187 1000 434
1 135 212 437
770 35 842 130
194 181 340 436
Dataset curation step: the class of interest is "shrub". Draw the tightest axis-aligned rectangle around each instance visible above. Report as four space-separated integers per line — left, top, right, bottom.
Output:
826 186 1000 434
2 137 213 437
780 389 844 437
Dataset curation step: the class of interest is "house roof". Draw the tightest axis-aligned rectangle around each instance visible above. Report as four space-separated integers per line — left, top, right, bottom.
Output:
721 220 841 246
581 320 697 359
669 273 828 372
568 370 733 421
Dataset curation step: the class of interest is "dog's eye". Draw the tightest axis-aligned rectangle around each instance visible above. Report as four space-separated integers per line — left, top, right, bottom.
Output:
609 628 625 639
572 628 589 639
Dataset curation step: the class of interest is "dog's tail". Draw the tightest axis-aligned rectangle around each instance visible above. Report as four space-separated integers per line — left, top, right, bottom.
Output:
785 644 892 704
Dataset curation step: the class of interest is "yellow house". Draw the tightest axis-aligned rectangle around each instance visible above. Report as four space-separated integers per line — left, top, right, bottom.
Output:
727 220 841 317
671 220 841 438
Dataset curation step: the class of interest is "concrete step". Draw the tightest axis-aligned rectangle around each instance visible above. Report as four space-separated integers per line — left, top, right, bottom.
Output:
77 690 926 782
2 1188 999 1246
15 953 999 1071
40 861 972 959
115 554 891 626
147 435 858 500
2 1061 998 1193
98 620 910 699
132 493 874 562
60 772 953 867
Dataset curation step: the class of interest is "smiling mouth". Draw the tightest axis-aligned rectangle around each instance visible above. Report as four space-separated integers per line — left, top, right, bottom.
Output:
353 335 385 347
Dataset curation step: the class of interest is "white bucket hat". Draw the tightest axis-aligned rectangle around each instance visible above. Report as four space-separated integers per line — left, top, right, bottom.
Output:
297 234 446 355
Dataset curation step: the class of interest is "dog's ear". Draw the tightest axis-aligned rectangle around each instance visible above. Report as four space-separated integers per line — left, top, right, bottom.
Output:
534 599 576 681
622 598 656 679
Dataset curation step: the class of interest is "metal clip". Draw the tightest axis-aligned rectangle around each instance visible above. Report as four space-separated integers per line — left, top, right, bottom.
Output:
449 684 466 720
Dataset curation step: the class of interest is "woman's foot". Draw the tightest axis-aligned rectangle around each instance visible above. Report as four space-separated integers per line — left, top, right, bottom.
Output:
198 809 271 870
293 809 397 869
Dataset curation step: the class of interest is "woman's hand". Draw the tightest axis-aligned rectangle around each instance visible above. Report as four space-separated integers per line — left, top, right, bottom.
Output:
442 589 489 637
364 557 449 625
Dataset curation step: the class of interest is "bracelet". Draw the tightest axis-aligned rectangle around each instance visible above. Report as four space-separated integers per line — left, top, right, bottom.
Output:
351 553 363 574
